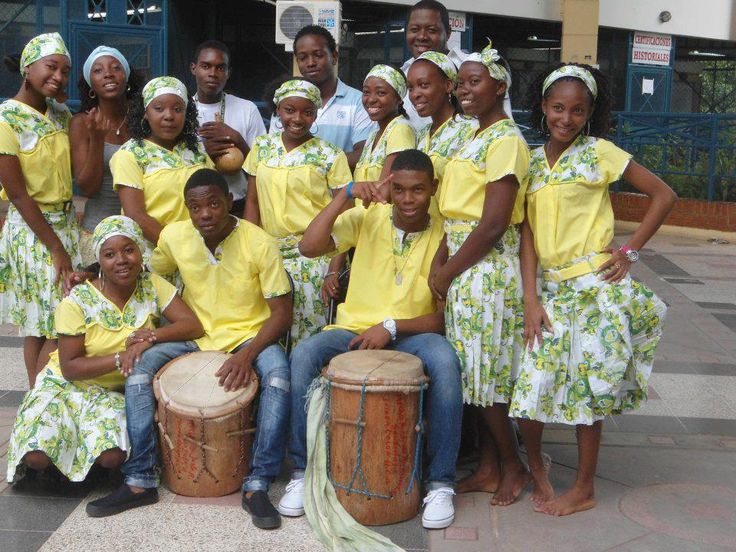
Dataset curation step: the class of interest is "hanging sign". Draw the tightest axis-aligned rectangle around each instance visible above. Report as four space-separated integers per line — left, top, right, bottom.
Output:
632 32 672 66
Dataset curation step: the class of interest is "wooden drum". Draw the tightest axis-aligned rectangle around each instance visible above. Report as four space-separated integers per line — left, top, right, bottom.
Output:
322 350 429 525
153 351 258 497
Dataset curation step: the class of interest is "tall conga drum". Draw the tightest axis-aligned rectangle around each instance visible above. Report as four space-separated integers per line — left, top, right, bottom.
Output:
322 350 429 525
153 351 258 497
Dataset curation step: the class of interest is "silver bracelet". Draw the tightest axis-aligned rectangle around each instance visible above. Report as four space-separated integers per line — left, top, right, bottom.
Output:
114 351 121 371
324 271 338 278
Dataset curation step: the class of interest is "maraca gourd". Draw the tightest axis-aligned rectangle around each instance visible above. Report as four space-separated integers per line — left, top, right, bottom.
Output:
212 112 245 175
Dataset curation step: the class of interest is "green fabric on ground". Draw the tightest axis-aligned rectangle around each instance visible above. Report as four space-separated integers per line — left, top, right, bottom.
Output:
304 382 404 552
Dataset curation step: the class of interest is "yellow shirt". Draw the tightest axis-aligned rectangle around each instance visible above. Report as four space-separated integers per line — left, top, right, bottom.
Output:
51 273 177 391
325 203 444 333
353 116 415 182
526 136 632 269
0 99 72 205
243 133 352 238
150 218 291 352
417 115 478 185
111 139 214 228
439 119 529 225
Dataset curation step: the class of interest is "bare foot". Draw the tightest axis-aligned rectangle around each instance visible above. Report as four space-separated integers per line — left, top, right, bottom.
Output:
491 464 531 506
456 464 501 493
529 453 554 505
536 486 595 516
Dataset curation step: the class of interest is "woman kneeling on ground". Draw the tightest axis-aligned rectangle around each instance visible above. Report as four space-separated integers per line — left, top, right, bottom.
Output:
6 216 203 486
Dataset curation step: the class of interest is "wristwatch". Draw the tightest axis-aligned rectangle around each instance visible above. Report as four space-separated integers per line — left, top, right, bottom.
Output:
619 245 640 263
382 318 397 341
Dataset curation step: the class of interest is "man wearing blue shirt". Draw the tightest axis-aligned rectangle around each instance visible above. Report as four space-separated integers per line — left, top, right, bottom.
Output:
269 25 373 170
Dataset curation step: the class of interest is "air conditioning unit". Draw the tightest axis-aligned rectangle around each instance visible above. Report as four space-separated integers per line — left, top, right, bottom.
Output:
275 1 341 52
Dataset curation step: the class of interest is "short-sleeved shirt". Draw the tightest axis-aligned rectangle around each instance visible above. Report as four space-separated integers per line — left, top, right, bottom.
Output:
353 116 416 182
439 119 529 225
197 93 266 201
0 98 72 205
526 135 632 269
51 273 176 391
111 139 214 228
150 218 291 352
417 115 477 185
243 133 352 238
325 203 444 334
269 79 373 153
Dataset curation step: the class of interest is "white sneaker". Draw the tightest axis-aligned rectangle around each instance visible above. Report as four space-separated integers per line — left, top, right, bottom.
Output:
422 487 455 529
277 478 305 517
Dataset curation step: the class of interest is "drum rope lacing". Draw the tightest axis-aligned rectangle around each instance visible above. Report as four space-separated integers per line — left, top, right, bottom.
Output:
324 374 426 500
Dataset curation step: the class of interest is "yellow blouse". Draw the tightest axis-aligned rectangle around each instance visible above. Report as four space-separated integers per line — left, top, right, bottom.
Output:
353 116 415 182
111 139 213 228
417 115 477 185
439 119 529 225
243 133 352 238
150 218 291 352
526 136 632 269
326 203 444 334
51 273 177 391
0 99 72 205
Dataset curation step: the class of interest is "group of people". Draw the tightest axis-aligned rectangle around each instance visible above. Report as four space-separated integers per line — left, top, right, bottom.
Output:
0 0 676 535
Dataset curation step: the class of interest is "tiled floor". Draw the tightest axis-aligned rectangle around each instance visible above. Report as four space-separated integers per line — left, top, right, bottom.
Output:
0 223 735 551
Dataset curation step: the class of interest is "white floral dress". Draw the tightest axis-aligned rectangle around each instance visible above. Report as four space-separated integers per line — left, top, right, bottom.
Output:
244 132 353 346
439 120 530 406
6 272 176 482
509 136 667 425
0 98 82 337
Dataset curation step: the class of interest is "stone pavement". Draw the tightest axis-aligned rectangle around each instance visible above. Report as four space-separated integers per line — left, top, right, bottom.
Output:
0 222 735 552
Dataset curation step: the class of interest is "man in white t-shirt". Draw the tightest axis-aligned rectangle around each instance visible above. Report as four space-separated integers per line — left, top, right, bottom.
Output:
192 40 266 216
401 0 512 130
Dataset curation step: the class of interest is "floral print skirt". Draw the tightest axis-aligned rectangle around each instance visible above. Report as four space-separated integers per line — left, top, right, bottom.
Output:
279 236 330 348
445 222 524 407
0 204 82 337
7 368 128 482
509 262 667 426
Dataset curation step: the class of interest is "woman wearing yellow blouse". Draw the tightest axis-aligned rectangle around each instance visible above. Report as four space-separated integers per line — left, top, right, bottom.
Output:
407 51 477 186
6 216 203 484
0 33 82 385
510 64 675 516
430 43 530 507
244 79 352 346
354 64 415 182
111 76 213 250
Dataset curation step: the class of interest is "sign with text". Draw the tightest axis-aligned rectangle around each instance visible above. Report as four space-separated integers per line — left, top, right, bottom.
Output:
632 32 672 66
448 11 466 32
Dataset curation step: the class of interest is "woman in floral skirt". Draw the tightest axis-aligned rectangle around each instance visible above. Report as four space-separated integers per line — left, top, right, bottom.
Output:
509 63 676 515
0 33 82 385
245 79 353 346
7 216 202 484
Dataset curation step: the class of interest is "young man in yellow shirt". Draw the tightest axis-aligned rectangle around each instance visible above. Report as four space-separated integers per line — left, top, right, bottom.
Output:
278 149 463 529
87 169 293 530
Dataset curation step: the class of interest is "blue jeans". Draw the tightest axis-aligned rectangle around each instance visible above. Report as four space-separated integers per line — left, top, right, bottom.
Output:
123 340 290 492
288 329 462 489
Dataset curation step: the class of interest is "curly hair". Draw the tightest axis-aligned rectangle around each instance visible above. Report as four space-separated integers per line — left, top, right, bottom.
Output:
527 62 612 140
78 68 145 113
127 90 200 153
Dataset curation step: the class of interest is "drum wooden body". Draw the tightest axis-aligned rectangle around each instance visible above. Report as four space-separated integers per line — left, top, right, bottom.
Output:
153 351 258 497
322 350 429 525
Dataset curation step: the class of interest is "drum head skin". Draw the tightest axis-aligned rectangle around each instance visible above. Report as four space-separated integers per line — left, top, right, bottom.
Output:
325 350 425 386
156 351 258 418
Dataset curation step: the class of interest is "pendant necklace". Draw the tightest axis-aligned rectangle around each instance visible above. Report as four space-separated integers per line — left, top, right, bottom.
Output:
391 223 425 286
114 113 127 136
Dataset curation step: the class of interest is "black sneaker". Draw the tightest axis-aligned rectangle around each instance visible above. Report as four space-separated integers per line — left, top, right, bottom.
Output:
86 484 158 517
242 490 282 529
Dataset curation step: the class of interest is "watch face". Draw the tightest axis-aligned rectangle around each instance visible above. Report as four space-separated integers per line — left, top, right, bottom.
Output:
626 250 640 262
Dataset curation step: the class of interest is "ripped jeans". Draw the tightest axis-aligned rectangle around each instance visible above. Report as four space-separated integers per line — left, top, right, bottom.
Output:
122 340 290 492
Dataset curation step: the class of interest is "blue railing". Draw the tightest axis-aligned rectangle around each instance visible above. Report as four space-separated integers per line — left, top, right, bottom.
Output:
514 110 736 202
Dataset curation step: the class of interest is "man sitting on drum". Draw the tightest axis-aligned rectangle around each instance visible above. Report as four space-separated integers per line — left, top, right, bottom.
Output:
281 149 463 529
87 169 293 530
